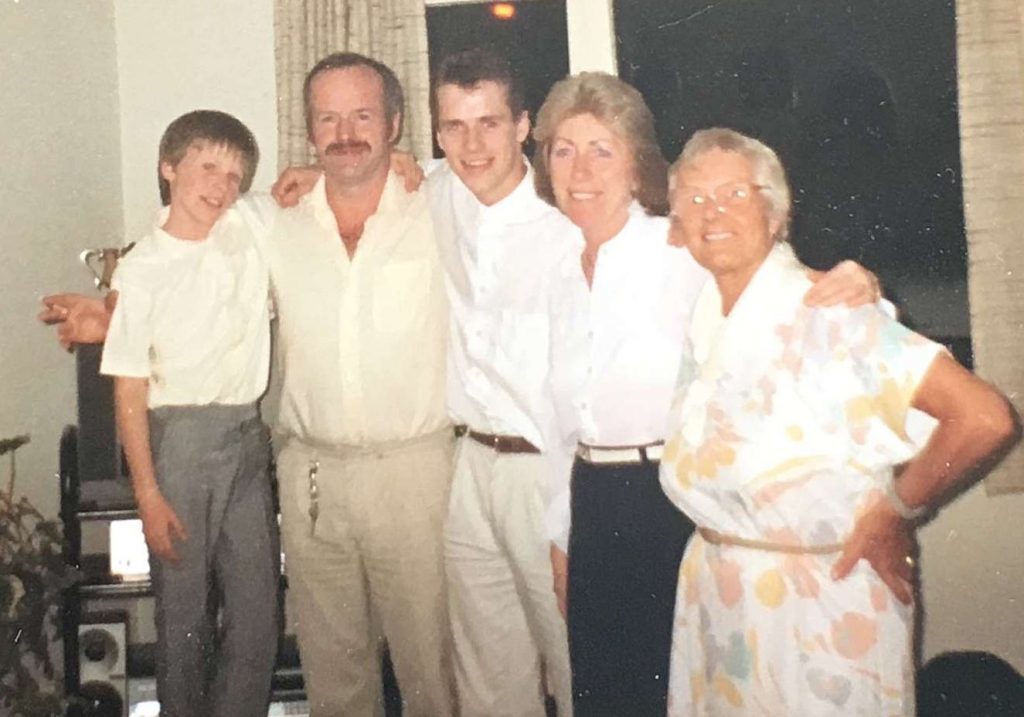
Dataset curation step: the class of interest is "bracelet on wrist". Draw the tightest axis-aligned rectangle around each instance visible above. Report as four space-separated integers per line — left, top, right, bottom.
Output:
883 476 927 521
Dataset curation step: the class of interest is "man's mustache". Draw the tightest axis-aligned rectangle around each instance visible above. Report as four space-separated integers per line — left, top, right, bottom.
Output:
325 141 371 155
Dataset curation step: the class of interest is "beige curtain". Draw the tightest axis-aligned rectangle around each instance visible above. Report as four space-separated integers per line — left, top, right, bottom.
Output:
274 0 431 170
955 0 1024 492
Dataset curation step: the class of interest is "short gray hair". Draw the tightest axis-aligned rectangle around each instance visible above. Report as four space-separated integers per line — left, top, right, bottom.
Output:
670 128 791 241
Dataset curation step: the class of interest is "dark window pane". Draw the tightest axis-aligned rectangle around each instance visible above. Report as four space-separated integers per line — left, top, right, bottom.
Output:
426 1 569 158
615 0 969 362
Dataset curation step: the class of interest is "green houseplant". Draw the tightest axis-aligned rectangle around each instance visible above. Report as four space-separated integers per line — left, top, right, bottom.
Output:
1 434 81 716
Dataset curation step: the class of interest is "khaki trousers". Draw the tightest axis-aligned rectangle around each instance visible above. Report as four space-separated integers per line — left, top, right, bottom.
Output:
277 429 455 717
445 437 573 717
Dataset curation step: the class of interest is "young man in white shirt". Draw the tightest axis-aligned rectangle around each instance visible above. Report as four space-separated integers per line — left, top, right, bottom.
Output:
101 110 279 717
429 49 587 717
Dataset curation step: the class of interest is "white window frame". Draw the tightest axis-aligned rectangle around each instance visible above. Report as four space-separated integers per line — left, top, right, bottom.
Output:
423 0 617 74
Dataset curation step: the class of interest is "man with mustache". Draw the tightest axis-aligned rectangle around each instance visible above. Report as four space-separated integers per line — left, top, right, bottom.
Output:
259 52 453 716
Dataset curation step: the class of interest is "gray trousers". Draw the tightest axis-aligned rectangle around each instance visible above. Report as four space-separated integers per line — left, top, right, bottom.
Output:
148 403 280 717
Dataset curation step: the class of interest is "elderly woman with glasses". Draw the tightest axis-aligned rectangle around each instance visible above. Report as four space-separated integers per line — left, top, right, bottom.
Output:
660 127 1018 716
532 74 885 716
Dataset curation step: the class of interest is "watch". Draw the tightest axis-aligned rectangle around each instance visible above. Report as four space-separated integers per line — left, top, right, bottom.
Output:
883 476 928 521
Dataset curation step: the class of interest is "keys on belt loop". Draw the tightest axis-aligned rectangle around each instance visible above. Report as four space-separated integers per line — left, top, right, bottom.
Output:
307 458 320 535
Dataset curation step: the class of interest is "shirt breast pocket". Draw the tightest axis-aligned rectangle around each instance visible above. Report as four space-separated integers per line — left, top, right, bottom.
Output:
373 260 430 333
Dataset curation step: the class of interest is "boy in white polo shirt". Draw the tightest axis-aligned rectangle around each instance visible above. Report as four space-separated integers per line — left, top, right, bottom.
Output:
100 110 278 717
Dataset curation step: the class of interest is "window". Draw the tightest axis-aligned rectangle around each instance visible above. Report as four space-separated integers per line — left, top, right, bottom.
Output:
425 1 570 157
615 0 969 362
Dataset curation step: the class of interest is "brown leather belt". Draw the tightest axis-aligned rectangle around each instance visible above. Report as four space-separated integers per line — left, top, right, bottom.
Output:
463 428 540 454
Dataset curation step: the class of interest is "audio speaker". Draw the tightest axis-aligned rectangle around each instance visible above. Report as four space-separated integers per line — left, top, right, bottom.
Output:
126 676 159 717
78 612 128 717
74 344 134 510
75 344 120 483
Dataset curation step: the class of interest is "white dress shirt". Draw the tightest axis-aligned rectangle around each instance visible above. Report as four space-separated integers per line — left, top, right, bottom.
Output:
255 173 450 446
577 203 710 446
101 206 270 408
428 162 589 546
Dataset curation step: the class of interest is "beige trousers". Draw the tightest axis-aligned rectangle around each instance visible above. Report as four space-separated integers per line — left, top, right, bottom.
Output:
445 438 573 717
277 429 456 717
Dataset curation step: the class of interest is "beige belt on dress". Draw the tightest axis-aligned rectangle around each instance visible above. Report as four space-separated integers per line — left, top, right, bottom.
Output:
698 527 845 555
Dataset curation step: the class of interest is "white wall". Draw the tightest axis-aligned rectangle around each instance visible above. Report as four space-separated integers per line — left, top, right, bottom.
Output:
113 0 278 242
920 489 1024 672
0 0 278 516
0 0 123 518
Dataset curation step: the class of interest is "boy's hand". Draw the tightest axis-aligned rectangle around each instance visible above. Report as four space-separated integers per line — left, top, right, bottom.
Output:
271 165 321 207
137 490 188 564
38 293 111 350
803 260 881 307
389 150 424 192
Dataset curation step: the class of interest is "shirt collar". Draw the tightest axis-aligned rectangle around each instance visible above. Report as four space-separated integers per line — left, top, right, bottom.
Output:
600 201 649 253
448 159 552 225
149 204 235 253
483 162 552 223
307 170 412 230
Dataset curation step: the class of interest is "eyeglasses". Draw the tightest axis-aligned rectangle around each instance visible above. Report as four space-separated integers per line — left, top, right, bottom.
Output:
674 182 767 214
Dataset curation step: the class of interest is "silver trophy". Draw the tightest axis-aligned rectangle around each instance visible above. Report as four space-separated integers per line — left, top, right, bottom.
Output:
79 243 135 291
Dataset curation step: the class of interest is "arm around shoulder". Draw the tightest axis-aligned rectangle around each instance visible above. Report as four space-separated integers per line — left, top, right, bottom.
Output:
38 293 113 349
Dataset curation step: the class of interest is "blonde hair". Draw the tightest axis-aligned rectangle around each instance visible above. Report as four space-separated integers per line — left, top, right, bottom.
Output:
532 72 668 215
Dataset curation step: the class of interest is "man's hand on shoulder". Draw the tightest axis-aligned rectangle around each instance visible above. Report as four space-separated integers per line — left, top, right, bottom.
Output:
389 150 424 193
38 293 112 350
270 150 424 208
804 259 881 308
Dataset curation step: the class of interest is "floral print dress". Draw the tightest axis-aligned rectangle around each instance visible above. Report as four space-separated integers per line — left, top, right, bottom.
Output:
660 244 942 716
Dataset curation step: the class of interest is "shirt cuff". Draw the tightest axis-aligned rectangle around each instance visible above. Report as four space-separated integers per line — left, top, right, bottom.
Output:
99 353 150 379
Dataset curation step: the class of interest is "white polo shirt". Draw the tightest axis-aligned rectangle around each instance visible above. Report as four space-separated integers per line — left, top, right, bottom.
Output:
101 206 271 408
